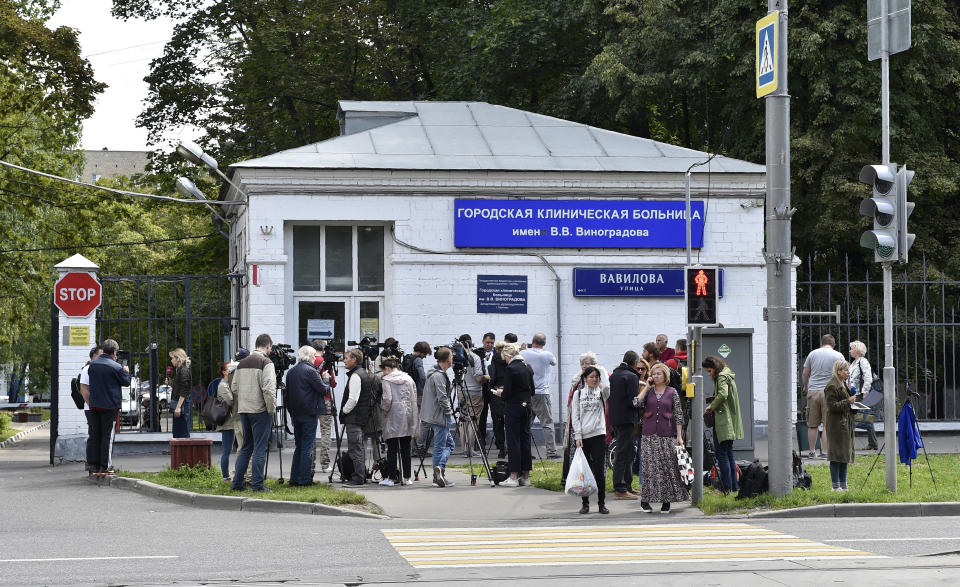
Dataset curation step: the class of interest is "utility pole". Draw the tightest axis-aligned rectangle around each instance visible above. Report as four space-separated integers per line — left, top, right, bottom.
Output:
760 0 794 496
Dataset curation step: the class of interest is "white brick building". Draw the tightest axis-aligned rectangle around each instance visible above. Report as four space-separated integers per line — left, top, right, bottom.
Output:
223 101 779 433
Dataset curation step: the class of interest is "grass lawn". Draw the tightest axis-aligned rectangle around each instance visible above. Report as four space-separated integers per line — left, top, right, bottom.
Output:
456 453 959 515
119 465 378 513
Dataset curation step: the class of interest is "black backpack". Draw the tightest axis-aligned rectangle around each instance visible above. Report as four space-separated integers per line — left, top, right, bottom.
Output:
400 353 419 381
70 372 85 410
492 460 510 485
666 365 682 395
856 358 883 395
792 451 812 490
736 460 769 499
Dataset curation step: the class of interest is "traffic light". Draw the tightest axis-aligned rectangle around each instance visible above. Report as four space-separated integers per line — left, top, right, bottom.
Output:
896 164 915 263
685 266 718 327
858 163 898 262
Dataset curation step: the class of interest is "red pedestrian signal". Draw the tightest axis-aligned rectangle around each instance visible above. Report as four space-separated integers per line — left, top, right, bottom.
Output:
686 266 718 326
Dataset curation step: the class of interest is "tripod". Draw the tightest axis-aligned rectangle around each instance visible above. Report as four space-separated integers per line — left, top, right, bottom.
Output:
265 403 288 484
861 394 937 490
452 366 495 486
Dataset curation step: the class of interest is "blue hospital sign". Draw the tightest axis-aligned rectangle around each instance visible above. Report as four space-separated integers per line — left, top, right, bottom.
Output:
454 199 706 249
756 11 778 98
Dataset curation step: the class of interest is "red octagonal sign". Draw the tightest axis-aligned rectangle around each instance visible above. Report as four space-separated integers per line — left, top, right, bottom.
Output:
54 272 102 317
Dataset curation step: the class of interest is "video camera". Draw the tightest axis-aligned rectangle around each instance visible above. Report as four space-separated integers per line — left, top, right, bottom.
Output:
348 336 381 363
435 339 472 373
268 343 296 381
320 344 340 376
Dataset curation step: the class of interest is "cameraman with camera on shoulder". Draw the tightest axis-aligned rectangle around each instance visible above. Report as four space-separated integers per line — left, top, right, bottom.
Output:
420 346 456 488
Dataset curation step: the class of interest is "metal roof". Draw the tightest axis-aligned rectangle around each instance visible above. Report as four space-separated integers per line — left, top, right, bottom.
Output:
231 101 765 174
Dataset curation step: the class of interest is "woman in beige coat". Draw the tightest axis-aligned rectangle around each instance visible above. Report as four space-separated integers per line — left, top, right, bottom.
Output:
380 358 419 486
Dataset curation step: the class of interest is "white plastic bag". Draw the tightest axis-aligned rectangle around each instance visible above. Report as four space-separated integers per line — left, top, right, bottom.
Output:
564 446 598 497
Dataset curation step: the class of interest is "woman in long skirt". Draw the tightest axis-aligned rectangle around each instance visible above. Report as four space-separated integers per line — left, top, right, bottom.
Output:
637 362 688 513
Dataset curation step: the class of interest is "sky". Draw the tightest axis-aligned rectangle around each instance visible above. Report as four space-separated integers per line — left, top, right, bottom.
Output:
48 0 175 151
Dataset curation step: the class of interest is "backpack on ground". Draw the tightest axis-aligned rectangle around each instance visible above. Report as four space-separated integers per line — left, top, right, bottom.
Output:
736 460 768 499
792 450 812 490
70 373 85 410
492 460 510 485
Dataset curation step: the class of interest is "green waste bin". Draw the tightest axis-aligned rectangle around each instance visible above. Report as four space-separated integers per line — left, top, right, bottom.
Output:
795 420 822 452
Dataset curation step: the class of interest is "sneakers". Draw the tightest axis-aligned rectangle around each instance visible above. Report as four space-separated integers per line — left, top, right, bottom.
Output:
660 502 671 514
379 479 395 487
640 501 653 513
545 452 560 459
403 478 414 486
614 491 638 500
807 451 816 459
433 467 446 488
518 477 531 486
500 477 520 487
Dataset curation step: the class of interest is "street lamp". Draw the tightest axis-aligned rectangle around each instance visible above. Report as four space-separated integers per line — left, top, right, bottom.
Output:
175 176 229 237
175 139 248 202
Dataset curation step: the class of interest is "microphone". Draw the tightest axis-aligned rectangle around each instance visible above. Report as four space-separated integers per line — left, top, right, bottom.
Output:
166 366 173 376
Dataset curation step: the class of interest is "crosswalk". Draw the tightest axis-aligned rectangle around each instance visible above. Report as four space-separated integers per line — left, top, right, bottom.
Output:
382 523 881 568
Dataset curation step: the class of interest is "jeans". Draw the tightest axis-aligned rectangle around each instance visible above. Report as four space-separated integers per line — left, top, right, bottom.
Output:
829 461 848 485
504 403 532 473
529 394 556 455
386 436 412 481
291 415 319 485
88 409 118 473
612 424 635 493
713 430 738 492
431 422 455 470
220 428 236 479
345 423 365 484
172 400 191 438
232 411 272 491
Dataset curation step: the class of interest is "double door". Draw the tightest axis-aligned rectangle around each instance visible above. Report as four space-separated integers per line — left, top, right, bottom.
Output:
296 298 383 356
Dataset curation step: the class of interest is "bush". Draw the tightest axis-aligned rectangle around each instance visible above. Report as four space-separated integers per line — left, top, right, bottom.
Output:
0 411 11 433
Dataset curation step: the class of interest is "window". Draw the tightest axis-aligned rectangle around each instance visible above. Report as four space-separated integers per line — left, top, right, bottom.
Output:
292 225 386 292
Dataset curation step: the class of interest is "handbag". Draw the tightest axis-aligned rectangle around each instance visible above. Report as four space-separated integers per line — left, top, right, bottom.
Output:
564 446 598 497
704 396 716 427
675 444 695 487
201 395 230 427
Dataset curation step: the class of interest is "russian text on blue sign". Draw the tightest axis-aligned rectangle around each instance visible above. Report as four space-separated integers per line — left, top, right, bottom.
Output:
573 268 724 298
477 275 528 314
455 200 705 249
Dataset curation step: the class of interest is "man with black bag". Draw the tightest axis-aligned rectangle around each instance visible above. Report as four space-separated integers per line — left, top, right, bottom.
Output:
608 350 642 500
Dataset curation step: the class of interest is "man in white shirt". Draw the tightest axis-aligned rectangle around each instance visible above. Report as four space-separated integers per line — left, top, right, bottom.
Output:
520 333 558 458
802 334 844 458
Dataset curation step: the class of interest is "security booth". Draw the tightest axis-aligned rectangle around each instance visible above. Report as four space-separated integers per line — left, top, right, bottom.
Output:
701 328 755 460
223 100 776 442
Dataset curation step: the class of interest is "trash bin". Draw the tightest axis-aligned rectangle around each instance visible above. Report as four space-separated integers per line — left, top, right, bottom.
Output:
169 438 212 470
795 420 822 452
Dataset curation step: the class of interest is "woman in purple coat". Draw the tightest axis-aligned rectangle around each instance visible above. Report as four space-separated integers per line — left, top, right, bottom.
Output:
637 362 688 513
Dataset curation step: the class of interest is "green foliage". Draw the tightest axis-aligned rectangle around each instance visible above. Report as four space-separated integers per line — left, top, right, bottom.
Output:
0 410 11 433
119 464 369 506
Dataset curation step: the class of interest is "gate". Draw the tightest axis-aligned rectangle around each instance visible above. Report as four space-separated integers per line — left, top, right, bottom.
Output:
796 255 960 421
95 273 244 433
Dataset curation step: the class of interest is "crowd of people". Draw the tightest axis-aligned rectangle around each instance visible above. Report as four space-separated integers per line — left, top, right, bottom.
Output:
80 331 750 511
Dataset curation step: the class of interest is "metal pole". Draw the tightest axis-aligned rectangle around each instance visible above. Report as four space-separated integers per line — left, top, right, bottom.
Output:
764 0 793 496
883 264 897 490
50 296 59 465
691 328 704 504
879 0 897 492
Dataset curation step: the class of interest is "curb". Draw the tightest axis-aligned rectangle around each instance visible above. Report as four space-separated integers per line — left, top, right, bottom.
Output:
107 476 387 519
749 501 960 518
0 420 50 449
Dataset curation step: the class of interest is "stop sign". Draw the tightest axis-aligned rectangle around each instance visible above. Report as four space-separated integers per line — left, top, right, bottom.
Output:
54 272 102 317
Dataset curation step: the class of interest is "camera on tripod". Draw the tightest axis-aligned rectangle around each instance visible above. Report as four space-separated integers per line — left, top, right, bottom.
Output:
268 343 296 380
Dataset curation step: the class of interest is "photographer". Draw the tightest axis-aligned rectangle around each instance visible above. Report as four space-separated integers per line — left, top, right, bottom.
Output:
285 345 330 486
87 339 131 477
420 347 456 488
456 334 488 458
341 348 375 486
310 339 336 474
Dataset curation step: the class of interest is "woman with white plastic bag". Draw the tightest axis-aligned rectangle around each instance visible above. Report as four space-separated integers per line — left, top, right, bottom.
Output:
569 367 610 514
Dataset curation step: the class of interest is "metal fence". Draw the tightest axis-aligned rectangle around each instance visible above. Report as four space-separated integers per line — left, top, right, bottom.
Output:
796 255 960 421
96 274 243 433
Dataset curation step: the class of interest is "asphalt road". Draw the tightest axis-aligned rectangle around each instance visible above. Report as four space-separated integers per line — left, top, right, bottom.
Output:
5 432 960 585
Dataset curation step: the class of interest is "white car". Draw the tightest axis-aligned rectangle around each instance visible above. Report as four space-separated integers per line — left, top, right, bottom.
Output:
140 384 172 411
119 377 140 425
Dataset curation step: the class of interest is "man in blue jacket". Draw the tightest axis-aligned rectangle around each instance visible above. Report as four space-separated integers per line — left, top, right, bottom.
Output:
87 339 131 477
285 345 330 486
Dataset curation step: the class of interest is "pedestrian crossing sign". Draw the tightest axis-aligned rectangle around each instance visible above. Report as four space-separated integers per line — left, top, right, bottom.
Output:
756 11 778 98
